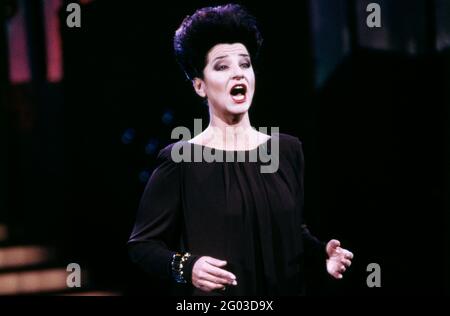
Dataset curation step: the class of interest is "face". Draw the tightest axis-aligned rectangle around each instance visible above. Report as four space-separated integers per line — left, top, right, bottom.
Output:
193 43 255 116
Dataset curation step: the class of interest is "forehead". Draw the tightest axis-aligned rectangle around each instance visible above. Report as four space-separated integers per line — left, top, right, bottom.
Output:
206 43 250 62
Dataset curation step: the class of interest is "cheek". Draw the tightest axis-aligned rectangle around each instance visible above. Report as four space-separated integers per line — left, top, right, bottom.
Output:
249 77 256 94
206 77 228 97
247 71 256 89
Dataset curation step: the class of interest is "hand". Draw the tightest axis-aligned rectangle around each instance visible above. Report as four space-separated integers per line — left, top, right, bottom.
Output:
192 256 237 292
326 239 354 279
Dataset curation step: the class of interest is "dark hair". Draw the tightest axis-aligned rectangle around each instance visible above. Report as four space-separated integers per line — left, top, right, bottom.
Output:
174 3 263 80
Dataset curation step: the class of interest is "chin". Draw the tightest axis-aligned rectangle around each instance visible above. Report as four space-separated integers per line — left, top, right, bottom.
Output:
226 102 251 115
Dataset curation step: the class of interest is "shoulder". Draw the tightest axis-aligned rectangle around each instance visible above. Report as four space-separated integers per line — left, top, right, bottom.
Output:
156 142 177 162
272 132 303 155
275 132 302 146
270 133 305 173
151 141 190 179
156 140 190 163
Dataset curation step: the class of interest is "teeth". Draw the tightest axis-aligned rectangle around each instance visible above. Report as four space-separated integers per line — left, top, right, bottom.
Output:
231 85 245 94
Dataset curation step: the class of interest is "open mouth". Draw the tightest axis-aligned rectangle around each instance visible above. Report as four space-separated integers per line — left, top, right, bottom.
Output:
229 84 247 103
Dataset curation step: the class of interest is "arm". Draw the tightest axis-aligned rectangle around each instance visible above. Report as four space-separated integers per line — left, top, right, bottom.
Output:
294 138 327 259
128 145 236 291
127 145 198 282
295 138 353 278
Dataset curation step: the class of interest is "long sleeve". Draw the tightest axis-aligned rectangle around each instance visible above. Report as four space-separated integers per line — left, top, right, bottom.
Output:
294 138 327 261
128 144 198 281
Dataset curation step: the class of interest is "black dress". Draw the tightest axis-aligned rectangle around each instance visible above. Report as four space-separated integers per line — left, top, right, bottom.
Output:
128 133 326 296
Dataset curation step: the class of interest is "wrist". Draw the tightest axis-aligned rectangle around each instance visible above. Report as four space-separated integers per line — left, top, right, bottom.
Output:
171 252 191 283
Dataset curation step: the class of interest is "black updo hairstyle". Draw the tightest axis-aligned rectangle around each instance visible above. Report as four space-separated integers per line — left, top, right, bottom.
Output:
174 4 263 80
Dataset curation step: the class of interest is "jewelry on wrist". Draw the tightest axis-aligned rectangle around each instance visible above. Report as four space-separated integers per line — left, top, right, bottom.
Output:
171 252 191 283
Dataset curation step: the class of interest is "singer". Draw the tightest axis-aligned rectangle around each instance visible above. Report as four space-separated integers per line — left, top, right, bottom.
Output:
128 4 353 295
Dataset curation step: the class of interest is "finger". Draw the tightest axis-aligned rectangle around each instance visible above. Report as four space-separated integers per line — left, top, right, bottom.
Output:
206 265 237 282
198 279 225 292
326 239 341 255
344 250 354 259
202 272 231 286
342 259 352 267
205 257 228 267
329 239 340 249
340 265 346 273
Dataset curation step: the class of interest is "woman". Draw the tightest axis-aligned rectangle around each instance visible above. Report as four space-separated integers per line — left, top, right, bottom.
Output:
128 4 353 295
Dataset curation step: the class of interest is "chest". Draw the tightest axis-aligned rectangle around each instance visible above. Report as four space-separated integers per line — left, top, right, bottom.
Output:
181 161 300 221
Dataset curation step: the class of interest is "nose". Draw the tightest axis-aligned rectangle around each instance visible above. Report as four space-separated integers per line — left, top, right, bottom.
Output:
231 64 245 80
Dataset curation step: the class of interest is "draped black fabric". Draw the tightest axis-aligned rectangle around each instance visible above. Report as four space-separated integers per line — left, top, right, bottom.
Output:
128 133 326 296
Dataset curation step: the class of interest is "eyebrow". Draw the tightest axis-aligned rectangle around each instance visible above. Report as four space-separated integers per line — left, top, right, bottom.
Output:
212 54 250 62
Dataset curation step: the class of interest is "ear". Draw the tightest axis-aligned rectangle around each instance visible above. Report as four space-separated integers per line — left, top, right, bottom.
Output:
192 78 206 98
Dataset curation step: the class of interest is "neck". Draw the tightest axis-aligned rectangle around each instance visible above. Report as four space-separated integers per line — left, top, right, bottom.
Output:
204 109 256 149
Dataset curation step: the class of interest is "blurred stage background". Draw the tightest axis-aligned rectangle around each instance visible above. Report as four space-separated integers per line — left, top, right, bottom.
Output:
1 0 449 295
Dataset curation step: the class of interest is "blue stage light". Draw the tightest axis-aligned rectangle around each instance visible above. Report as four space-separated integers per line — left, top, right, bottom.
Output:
121 128 136 144
139 170 151 183
145 138 159 155
161 110 174 125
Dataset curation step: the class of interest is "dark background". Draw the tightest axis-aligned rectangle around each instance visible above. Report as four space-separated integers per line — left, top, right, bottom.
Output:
1 0 449 295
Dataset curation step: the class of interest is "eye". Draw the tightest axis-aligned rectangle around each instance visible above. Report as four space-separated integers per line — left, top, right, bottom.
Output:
240 62 251 69
215 64 228 71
